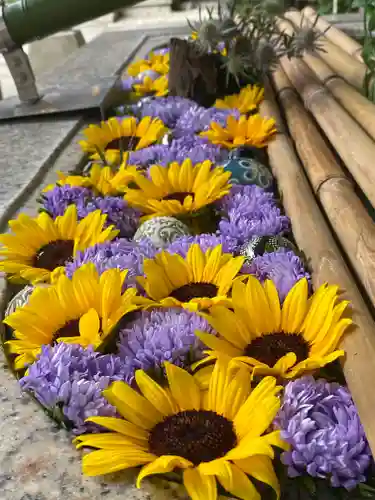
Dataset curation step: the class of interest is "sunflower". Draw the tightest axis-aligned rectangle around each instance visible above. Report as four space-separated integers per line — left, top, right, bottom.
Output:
5 263 139 370
127 58 151 77
79 116 167 164
124 159 231 219
196 277 352 379
44 154 139 197
127 53 169 77
0 206 118 284
200 113 276 149
133 75 169 97
214 85 265 114
74 358 287 500
136 244 244 311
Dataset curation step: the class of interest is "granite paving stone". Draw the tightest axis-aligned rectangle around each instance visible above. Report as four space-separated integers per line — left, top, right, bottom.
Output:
0 118 82 232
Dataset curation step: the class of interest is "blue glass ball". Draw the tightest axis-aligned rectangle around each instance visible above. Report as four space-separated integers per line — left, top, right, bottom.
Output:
223 157 274 190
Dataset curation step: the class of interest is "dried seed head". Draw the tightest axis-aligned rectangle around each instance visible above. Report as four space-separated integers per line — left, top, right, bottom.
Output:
255 40 279 73
291 14 327 55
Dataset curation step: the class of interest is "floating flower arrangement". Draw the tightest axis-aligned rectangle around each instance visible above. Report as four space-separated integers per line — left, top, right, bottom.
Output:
0 1 374 499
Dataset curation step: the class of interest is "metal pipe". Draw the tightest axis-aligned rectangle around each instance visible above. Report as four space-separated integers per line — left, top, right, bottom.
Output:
3 0 141 47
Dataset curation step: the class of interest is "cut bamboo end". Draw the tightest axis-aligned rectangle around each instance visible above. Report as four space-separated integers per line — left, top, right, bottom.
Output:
279 55 375 210
272 66 375 310
284 10 366 91
300 6 363 62
261 79 375 457
303 52 375 143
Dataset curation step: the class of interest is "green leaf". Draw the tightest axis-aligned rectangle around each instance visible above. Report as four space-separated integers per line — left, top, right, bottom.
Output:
351 0 366 7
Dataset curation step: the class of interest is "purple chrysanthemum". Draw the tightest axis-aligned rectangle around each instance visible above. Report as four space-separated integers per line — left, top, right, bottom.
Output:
65 238 157 290
41 186 140 238
134 96 196 128
77 196 140 238
274 376 372 490
117 308 215 384
174 106 241 137
41 185 91 217
162 135 228 165
129 143 170 167
128 134 227 168
19 343 128 435
120 75 138 91
166 233 238 257
149 47 169 56
241 249 310 301
218 185 290 246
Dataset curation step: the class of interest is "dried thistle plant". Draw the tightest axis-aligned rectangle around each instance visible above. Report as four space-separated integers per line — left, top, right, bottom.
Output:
289 13 328 56
186 0 327 86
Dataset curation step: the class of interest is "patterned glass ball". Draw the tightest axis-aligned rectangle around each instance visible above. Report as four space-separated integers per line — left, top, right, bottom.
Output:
229 146 262 160
239 235 298 264
223 157 274 191
134 216 191 249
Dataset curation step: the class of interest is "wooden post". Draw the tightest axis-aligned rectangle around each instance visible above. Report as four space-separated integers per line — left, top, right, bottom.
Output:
260 78 375 456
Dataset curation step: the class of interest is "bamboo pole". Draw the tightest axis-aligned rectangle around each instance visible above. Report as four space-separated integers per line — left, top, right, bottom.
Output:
272 66 375 308
302 52 375 142
283 11 366 90
260 78 375 456
301 6 363 61
278 54 375 209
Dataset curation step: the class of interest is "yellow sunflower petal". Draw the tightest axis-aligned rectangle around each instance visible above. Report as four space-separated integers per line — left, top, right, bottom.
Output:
164 362 201 411
137 455 193 488
135 370 178 416
216 462 261 500
233 376 281 440
183 468 217 500
195 331 243 358
85 416 148 441
81 449 155 476
281 278 309 333
235 455 280 499
103 381 162 430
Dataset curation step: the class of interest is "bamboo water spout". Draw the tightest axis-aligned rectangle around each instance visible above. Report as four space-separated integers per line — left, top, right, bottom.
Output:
1 0 142 46
260 79 375 456
272 66 375 308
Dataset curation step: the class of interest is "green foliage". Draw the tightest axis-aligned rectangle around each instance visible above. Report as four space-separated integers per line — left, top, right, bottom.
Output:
359 0 375 101
316 0 356 15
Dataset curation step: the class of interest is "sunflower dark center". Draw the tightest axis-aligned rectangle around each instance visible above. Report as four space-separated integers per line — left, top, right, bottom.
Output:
33 239 74 271
170 282 218 302
244 332 310 366
105 136 140 151
53 318 80 343
162 192 194 203
148 409 237 465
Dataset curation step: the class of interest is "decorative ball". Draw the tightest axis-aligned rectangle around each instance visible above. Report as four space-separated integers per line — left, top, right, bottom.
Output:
239 235 298 264
229 146 262 160
134 216 191 249
223 157 274 191
5 285 48 318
